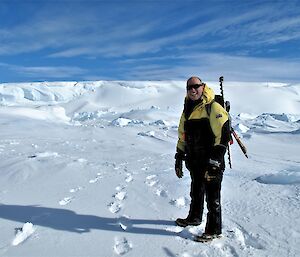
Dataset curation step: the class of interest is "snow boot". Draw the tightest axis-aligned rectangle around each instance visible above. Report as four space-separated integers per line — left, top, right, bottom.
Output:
193 233 222 242
175 217 201 227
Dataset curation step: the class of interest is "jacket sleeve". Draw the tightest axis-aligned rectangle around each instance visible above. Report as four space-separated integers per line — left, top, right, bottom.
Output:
176 112 186 152
209 102 231 161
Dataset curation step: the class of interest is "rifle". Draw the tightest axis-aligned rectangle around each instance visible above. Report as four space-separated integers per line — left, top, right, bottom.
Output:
231 128 248 158
219 76 248 168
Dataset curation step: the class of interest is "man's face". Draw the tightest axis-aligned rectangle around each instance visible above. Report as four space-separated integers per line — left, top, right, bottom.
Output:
187 78 204 101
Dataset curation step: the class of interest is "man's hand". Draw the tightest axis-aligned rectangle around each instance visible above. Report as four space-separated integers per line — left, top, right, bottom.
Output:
175 158 183 178
174 149 185 178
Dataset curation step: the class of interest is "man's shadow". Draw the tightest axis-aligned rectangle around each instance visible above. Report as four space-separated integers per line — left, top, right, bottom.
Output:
0 204 178 236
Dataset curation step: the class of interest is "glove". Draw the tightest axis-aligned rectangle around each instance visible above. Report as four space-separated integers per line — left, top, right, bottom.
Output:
175 158 183 178
174 149 185 178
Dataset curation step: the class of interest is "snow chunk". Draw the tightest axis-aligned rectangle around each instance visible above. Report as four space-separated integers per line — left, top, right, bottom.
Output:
12 222 36 246
111 117 143 127
236 123 250 133
170 197 189 207
77 158 87 163
137 131 155 137
111 118 132 127
35 152 59 158
149 120 169 126
175 197 187 207
238 113 258 120
72 111 107 121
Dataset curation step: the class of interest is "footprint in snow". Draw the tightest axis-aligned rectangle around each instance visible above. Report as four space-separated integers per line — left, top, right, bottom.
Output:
59 196 74 206
89 173 103 184
114 191 127 201
146 174 157 180
69 186 83 193
115 185 126 191
108 202 122 214
114 237 132 255
145 175 168 198
108 178 129 214
227 226 264 250
145 175 158 187
108 190 127 214
125 173 133 183
155 187 168 198
59 184 84 207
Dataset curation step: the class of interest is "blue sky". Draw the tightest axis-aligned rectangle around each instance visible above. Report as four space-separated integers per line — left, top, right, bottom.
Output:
1 0 300 83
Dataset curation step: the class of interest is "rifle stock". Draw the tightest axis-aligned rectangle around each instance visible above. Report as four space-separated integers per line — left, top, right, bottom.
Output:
231 128 248 158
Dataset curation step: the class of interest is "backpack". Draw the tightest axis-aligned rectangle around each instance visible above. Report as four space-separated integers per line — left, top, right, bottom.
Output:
205 95 233 146
205 95 230 116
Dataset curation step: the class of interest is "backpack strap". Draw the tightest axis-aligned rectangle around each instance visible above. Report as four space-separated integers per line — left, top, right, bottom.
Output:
205 99 215 117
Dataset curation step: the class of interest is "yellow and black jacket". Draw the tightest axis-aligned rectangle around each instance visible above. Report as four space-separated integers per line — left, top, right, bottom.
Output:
176 85 230 170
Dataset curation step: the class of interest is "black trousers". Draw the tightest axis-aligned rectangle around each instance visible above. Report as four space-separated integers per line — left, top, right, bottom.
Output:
189 168 223 235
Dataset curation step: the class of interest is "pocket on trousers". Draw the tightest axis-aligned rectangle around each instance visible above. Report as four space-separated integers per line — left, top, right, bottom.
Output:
205 169 223 183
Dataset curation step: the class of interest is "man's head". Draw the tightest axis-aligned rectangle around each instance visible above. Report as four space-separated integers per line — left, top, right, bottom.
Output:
186 76 205 101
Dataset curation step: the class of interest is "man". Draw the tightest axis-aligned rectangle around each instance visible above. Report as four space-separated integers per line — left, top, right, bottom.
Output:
174 76 230 241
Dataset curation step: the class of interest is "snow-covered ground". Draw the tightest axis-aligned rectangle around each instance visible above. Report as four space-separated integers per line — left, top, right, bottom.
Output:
0 81 299 257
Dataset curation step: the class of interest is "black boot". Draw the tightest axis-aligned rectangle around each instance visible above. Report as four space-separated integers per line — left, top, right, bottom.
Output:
194 233 222 242
175 216 201 227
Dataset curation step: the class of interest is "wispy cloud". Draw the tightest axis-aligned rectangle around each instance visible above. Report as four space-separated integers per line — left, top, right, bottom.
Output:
46 3 300 60
1 1 194 57
18 66 87 78
119 52 300 82
0 62 87 79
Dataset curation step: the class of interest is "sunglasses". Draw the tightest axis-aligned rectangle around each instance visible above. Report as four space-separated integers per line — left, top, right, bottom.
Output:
187 83 204 91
